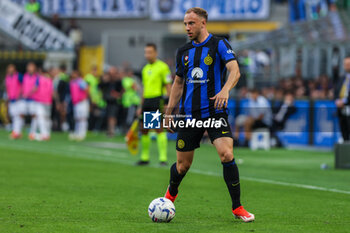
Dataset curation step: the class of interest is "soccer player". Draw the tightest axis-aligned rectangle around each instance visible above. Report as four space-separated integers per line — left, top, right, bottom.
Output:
69 70 89 141
136 43 172 166
4 64 23 139
163 7 255 222
22 62 40 140
33 70 53 140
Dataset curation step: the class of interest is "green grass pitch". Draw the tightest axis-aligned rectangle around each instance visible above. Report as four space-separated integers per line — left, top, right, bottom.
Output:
0 130 349 233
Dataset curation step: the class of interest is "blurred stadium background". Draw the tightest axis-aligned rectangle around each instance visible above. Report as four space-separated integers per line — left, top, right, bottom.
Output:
1 0 350 148
1 0 350 232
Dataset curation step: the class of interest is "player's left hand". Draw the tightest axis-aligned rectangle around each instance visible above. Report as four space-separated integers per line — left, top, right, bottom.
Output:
210 89 229 110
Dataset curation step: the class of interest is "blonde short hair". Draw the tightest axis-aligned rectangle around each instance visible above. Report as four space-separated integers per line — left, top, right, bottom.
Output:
185 7 208 22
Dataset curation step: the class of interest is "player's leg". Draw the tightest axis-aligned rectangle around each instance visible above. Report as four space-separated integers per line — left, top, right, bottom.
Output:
9 101 21 138
243 116 254 142
212 137 240 208
78 100 89 140
37 103 47 140
155 128 167 165
29 101 38 140
213 137 254 222
165 150 194 202
138 126 151 164
165 127 203 202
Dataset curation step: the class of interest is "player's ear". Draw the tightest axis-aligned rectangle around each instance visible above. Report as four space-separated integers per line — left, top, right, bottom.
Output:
202 19 206 28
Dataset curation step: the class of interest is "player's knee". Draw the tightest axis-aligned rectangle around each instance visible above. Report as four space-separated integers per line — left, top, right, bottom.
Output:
220 150 234 163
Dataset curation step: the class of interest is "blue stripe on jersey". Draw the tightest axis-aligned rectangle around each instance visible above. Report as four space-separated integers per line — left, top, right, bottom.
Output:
200 47 210 118
184 48 196 119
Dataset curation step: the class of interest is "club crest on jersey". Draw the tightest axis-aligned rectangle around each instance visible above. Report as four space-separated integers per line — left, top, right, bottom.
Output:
191 67 203 79
177 139 185 149
204 54 213 65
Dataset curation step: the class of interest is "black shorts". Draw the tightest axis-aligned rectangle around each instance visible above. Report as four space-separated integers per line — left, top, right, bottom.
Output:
142 97 162 113
140 97 164 124
107 103 120 118
176 113 233 152
252 120 269 129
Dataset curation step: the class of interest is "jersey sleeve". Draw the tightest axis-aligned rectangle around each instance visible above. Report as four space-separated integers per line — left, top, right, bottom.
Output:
162 64 172 84
175 49 184 78
218 39 236 64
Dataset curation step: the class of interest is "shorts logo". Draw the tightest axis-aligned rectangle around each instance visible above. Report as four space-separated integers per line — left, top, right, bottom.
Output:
177 139 185 149
191 67 203 79
219 117 228 127
204 54 213 65
143 110 161 129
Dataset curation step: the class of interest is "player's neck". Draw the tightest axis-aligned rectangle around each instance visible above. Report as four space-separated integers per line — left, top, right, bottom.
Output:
149 59 157 64
193 31 210 44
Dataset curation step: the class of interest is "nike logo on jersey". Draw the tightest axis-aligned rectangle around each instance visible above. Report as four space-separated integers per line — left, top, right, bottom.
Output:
222 131 229 134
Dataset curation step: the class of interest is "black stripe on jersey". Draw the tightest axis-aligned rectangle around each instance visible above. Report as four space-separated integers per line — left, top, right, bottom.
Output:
222 39 236 64
180 49 189 115
192 46 203 119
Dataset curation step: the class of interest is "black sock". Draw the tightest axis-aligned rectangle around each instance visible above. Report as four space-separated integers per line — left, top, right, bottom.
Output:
169 163 186 196
222 159 241 210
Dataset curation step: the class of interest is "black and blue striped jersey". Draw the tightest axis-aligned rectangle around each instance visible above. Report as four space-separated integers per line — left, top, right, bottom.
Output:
175 34 236 119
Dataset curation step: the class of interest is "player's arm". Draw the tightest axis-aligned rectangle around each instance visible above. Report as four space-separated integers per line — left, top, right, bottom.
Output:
210 60 240 110
165 75 184 133
166 75 184 114
210 39 241 110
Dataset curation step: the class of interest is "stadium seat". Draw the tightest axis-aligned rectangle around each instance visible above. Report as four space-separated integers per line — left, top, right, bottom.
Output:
250 128 270 151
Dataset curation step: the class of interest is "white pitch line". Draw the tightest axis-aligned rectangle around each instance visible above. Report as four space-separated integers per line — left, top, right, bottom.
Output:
190 169 350 195
1 141 350 195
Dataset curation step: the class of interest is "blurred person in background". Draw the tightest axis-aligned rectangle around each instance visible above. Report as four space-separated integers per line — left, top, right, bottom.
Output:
84 66 106 132
52 64 70 131
25 0 40 15
271 91 297 147
335 56 350 141
121 68 140 133
66 19 83 69
33 68 53 141
136 43 172 166
4 64 23 139
50 13 63 30
69 70 89 141
103 66 123 137
235 89 272 146
22 62 40 140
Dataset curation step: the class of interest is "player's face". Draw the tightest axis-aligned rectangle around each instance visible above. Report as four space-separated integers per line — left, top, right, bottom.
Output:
184 12 205 41
71 71 79 79
251 91 259 100
344 58 350 73
144 46 157 63
7 64 15 74
27 63 36 74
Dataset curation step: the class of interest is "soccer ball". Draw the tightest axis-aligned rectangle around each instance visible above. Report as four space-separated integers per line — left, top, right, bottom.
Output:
148 197 175 223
